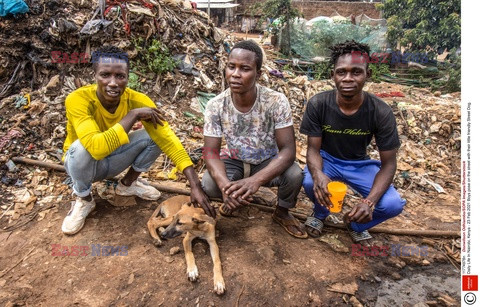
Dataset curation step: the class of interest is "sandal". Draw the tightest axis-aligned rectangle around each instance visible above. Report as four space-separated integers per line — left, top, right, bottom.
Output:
272 213 308 239
304 216 324 238
346 224 373 243
219 204 235 217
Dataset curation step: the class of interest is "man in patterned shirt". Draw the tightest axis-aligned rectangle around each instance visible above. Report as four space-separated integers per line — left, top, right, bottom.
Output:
202 40 307 238
61 46 213 235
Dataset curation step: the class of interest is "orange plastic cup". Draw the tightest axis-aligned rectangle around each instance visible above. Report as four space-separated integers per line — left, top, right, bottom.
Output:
327 181 347 213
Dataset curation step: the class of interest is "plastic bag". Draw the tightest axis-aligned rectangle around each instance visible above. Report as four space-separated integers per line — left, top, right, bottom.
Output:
0 0 29 17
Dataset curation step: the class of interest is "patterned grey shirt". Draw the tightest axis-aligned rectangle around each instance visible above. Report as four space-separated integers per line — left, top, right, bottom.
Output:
203 84 293 164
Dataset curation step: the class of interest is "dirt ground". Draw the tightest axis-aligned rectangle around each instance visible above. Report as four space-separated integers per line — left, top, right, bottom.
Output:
0 176 460 306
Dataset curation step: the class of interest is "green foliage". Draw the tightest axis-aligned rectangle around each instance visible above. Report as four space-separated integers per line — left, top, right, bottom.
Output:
431 49 461 92
382 0 460 52
249 0 301 55
128 72 142 91
369 64 391 83
132 38 177 75
291 20 383 59
313 61 331 80
381 1 460 92
257 0 300 26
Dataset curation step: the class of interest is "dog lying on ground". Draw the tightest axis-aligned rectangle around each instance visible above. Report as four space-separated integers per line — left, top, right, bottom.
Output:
147 195 225 295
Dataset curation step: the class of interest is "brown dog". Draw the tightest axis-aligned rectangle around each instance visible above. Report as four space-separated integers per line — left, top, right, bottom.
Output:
147 195 225 295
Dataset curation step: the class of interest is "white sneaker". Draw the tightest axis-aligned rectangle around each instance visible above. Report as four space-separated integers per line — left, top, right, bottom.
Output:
62 197 96 235
116 178 161 200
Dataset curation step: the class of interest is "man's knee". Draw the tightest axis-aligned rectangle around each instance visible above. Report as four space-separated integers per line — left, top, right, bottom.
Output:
131 129 161 155
201 171 222 199
65 141 96 175
376 191 406 218
283 163 303 187
302 169 314 191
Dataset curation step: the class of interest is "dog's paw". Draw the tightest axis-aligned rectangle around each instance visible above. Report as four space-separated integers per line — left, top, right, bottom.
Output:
153 239 163 247
214 280 225 295
187 266 199 282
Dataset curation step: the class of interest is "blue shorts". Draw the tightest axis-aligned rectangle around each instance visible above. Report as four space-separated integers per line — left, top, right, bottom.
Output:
302 150 406 232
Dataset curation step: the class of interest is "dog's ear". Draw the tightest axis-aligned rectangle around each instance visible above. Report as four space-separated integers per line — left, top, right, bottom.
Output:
181 202 193 209
192 217 206 224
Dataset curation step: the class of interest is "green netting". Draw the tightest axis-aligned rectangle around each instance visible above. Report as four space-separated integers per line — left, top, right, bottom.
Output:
283 19 388 60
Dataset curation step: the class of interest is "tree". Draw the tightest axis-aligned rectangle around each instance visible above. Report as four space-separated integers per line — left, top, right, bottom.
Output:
378 0 460 53
378 0 461 92
251 0 301 56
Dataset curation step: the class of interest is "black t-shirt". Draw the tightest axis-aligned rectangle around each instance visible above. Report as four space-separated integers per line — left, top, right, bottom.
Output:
300 90 400 160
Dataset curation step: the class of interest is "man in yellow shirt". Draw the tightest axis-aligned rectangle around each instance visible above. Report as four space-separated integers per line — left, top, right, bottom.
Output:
62 45 213 235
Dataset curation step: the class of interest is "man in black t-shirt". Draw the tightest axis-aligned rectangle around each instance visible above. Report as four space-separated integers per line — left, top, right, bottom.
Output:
300 41 406 243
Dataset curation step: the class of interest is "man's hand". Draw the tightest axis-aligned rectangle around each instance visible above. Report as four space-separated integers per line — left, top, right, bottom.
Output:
190 185 216 218
312 172 333 209
182 166 215 218
344 201 373 224
223 177 260 202
133 107 166 129
219 179 251 211
221 189 250 211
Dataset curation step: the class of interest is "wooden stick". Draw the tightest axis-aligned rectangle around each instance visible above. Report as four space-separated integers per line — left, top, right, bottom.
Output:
245 202 460 238
11 157 65 172
0 247 35 278
149 182 190 196
236 284 245 307
11 158 460 237
150 182 460 238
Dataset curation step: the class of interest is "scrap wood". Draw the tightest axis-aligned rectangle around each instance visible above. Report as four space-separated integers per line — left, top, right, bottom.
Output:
148 182 461 238
375 91 405 98
235 284 245 307
0 202 15 220
11 157 66 172
250 203 460 238
327 281 358 295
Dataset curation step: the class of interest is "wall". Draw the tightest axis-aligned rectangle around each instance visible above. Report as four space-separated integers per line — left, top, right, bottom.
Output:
293 1 381 20
235 0 381 20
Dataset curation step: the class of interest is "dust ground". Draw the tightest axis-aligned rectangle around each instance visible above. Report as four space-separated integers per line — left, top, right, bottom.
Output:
0 188 460 306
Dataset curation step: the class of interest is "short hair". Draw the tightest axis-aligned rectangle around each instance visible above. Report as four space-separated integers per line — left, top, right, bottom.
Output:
230 40 263 71
91 45 129 71
329 40 371 68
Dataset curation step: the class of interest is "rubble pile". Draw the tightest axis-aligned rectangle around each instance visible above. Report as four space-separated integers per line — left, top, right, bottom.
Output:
0 0 229 96
0 0 461 232
365 84 460 230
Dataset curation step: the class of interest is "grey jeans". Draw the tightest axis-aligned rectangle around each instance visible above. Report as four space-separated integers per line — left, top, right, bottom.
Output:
64 129 161 197
202 157 303 209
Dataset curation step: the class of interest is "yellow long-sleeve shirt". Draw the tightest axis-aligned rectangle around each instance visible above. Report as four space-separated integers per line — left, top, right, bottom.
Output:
63 84 193 172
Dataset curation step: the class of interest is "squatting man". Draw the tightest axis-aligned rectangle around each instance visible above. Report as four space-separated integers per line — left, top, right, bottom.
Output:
61 46 215 235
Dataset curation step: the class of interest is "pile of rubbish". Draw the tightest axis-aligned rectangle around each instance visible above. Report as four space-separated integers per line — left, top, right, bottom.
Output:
0 0 231 99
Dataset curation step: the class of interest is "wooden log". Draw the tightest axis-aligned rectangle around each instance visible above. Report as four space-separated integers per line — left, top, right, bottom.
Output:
11 157 66 172
149 182 460 238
